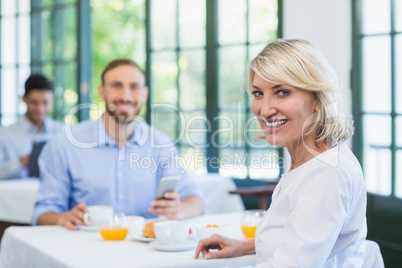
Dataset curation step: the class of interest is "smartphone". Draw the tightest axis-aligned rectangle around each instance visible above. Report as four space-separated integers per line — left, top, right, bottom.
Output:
155 176 179 200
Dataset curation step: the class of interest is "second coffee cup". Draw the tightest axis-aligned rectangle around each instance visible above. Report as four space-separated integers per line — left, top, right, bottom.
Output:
83 205 113 226
154 221 189 245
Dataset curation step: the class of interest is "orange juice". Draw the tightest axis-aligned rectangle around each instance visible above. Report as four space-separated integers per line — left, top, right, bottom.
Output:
241 225 258 239
99 228 128 241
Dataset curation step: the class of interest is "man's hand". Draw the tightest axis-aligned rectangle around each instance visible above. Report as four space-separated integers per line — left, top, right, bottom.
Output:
56 203 88 230
149 191 181 219
194 234 255 260
20 154 31 167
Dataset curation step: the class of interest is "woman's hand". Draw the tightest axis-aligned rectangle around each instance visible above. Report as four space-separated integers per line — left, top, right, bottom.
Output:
194 234 255 260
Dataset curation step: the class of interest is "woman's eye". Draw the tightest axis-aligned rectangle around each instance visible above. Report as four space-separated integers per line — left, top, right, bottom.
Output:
276 89 289 96
252 91 263 97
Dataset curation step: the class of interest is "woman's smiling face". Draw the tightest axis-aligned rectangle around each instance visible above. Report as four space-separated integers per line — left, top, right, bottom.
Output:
250 74 318 147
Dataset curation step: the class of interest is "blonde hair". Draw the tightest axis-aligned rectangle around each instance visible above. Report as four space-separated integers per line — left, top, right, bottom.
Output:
247 39 354 146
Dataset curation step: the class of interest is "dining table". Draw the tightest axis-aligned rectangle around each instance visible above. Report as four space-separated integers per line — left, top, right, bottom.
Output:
0 178 39 224
0 174 245 243
0 178 39 241
0 212 257 268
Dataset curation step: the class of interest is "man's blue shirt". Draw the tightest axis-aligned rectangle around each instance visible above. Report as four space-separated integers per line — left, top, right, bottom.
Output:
32 117 204 224
0 116 64 180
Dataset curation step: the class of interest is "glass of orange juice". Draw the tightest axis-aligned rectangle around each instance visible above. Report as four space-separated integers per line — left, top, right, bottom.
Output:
99 212 129 241
241 209 266 239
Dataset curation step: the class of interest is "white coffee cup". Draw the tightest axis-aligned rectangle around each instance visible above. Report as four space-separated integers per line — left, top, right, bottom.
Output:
83 206 113 226
154 221 189 245
127 216 145 238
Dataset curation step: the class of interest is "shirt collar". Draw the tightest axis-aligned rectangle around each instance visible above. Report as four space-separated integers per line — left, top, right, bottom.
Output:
97 116 115 147
97 115 148 148
129 120 148 147
21 115 52 134
20 115 39 133
42 117 52 133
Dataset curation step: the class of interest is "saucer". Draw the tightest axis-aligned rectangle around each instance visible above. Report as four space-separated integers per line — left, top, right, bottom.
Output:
132 234 156 242
150 240 198 252
77 224 99 232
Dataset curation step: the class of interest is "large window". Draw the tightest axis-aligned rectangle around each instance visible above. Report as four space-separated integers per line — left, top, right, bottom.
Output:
90 0 145 119
353 0 401 198
30 0 79 122
147 0 281 179
352 0 402 264
0 0 281 180
0 0 31 125
0 0 90 126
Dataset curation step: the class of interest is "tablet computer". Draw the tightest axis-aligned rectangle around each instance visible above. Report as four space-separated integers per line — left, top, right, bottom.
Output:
28 141 47 177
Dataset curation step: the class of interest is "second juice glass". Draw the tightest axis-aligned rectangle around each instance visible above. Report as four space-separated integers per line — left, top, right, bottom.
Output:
241 209 266 239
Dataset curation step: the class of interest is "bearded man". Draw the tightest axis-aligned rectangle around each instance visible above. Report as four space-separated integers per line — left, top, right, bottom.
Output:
32 59 204 229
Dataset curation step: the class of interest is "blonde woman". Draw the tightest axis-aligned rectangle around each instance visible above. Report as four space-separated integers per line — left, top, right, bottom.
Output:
195 39 367 267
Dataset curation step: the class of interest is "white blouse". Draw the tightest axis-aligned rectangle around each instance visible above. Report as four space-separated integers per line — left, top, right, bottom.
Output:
253 143 367 267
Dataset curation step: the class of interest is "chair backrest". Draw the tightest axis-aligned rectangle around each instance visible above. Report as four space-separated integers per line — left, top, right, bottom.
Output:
191 173 245 214
362 240 385 268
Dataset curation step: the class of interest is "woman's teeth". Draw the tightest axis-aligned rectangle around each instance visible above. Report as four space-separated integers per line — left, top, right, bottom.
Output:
265 119 287 127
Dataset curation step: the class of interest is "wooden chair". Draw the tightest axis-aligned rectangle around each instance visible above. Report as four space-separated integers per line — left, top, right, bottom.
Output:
0 221 29 242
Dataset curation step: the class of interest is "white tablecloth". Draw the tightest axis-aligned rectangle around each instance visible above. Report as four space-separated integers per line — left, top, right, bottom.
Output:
0 178 39 223
0 212 256 268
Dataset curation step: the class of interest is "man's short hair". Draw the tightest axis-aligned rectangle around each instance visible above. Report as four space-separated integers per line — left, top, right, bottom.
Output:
24 74 53 96
101 58 145 85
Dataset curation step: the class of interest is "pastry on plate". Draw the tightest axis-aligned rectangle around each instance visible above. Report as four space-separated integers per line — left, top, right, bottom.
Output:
143 220 166 238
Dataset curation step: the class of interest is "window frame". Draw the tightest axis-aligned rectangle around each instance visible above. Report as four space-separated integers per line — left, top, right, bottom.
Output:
22 0 90 123
0 0 282 182
0 0 31 125
352 0 402 264
145 0 283 181
352 0 398 196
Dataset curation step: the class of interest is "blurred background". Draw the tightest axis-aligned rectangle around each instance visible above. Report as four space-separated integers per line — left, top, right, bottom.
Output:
0 0 401 265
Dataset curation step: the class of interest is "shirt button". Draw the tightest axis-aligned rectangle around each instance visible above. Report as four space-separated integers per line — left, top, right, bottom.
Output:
118 172 123 177
119 194 124 200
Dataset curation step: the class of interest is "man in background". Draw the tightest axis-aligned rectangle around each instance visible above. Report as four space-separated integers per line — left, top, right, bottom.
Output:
0 74 64 180
33 59 204 230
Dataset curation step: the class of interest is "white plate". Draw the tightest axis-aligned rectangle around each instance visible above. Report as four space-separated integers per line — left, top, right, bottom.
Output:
132 234 156 242
132 229 195 242
150 240 198 252
77 225 99 232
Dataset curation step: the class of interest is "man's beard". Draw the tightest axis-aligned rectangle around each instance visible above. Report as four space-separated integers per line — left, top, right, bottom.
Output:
105 101 139 125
